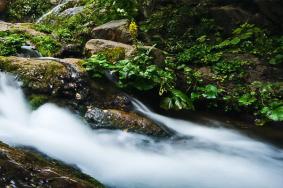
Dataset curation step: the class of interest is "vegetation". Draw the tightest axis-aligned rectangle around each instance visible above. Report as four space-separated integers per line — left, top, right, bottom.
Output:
1 0 282 125
84 20 283 124
29 95 48 109
6 0 52 21
0 30 61 57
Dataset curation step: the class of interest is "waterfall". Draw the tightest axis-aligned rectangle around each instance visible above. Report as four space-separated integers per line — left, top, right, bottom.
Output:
0 72 283 188
19 45 42 58
36 0 73 23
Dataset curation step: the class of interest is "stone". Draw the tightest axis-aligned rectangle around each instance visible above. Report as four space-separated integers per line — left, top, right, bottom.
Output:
209 6 251 34
85 107 170 137
85 39 135 58
85 39 166 64
0 21 45 36
0 56 88 100
0 141 104 187
91 19 132 44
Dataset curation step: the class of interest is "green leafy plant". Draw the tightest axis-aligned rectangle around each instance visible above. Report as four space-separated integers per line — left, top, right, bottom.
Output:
201 84 218 99
238 93 256 106
261 102 283 121
161 89 194 110
0 32 26 56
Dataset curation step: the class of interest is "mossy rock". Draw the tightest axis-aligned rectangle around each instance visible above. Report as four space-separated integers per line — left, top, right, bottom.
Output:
0 22 62 57
0 56 88 99
0 141 104 187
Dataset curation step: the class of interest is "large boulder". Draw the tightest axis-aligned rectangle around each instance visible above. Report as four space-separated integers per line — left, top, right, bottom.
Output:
0 141 104 187
85 39 135 58
85 39 166 64
85 107 170 137
91 19 132 44
209 6 251 34
0 56 168 136
0 56 89 101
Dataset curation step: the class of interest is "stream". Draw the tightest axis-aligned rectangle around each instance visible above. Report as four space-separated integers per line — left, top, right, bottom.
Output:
0 72 283 188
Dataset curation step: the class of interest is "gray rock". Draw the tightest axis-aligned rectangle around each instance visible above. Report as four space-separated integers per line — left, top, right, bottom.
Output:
91 19 132 44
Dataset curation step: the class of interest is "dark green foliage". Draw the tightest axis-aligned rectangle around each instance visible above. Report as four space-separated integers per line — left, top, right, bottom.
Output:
34 0 140 47
261 102 283 122
84 48 176 92
161 89 194 110
6 0 52 21
84 48 199 110
29 95 48 110
31 35 61 57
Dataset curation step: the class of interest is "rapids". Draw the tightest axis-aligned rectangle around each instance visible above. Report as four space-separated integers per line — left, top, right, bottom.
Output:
0 73 282 188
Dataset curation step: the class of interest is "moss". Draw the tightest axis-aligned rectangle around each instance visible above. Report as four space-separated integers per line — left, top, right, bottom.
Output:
30 35 61 57
29 95 48 109
0 57 16 71
100 47 126 63
0 57 68 94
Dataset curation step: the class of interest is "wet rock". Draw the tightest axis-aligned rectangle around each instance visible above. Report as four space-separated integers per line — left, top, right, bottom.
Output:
58 43 84 58
91 19 132 44
85 39 135 58
0 141 104 188
85 107 169 137
0 56 89 101
19 45 42 58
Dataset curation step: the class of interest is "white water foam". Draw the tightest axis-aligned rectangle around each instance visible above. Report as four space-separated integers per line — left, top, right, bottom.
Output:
0 73 283 188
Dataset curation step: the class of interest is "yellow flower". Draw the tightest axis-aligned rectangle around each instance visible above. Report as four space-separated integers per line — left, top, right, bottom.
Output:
129 21 138 41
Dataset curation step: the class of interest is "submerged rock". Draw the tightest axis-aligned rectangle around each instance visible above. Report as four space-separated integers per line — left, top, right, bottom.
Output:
0 141 104 187
85 107 170 137
91 19 132 44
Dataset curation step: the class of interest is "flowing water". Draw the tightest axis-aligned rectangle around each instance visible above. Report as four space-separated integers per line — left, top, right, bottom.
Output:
0 72 283 188
36 0 73 23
